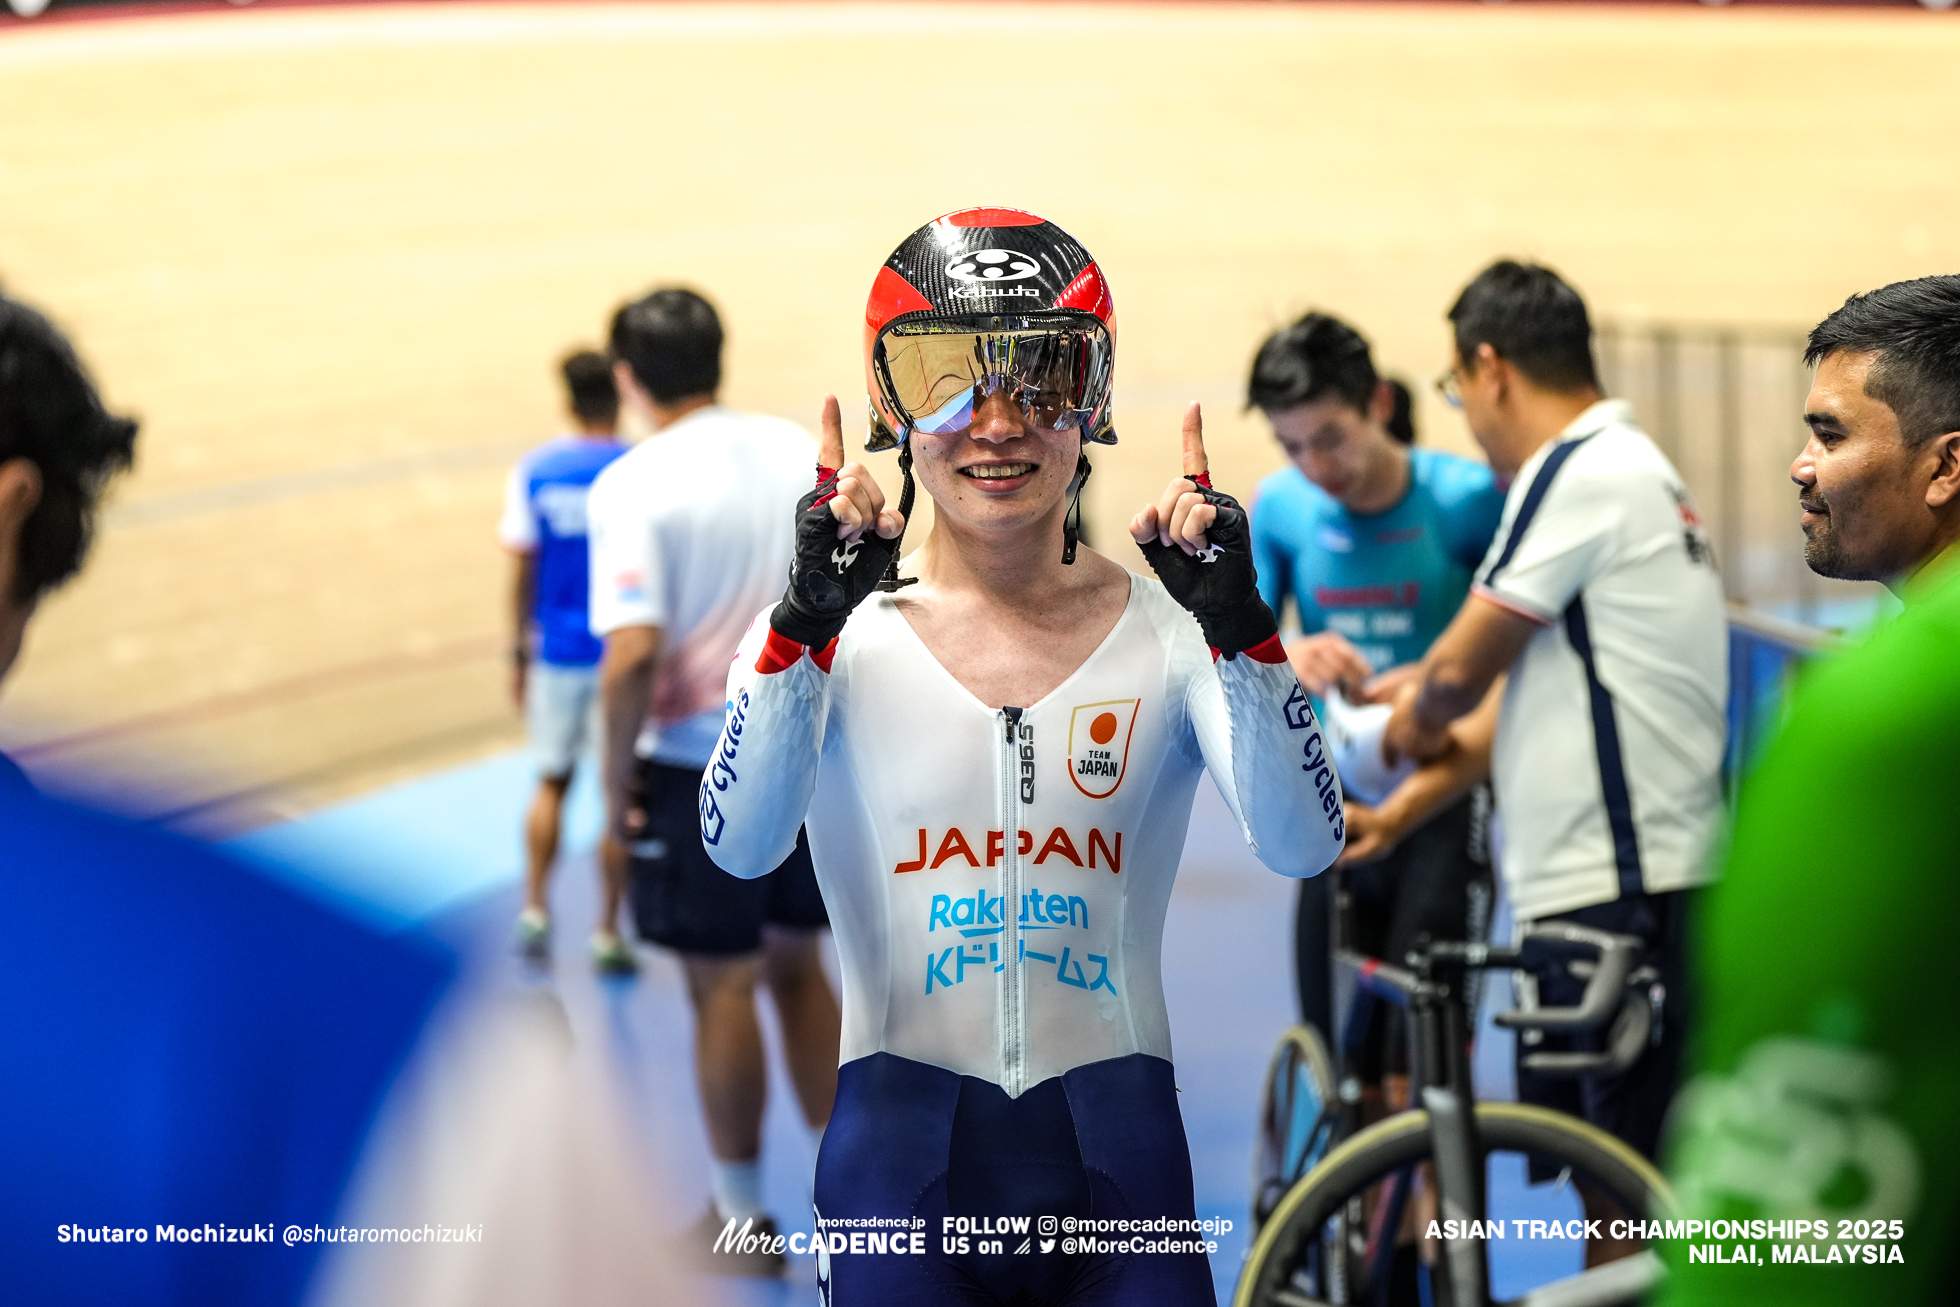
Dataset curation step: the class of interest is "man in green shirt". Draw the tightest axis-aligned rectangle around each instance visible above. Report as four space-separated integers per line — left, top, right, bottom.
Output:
1661 274 1960 1304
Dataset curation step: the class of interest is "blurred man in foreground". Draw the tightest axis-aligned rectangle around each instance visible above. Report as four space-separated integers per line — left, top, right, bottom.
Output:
1 291 690 1307
1661 275 1960 1306
0 290 449 1306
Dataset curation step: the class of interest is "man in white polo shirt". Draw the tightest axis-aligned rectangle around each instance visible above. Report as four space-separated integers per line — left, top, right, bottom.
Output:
1384 262 1725 1229
586 287 840 1272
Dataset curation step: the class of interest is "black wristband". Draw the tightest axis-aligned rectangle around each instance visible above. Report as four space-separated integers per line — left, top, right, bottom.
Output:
1197 598 1280 660
768 596 846 652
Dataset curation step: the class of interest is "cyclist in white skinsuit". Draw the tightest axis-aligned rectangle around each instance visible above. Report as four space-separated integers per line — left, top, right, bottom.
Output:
699 209 1344 1306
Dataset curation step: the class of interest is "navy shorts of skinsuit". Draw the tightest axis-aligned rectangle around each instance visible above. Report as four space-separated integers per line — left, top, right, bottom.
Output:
814 1051 1216 1307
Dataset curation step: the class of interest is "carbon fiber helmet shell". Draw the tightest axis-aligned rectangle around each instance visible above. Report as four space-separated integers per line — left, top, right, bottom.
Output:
862 207 1117 452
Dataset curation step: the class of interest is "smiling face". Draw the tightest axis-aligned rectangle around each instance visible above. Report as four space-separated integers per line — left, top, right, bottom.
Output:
909 387 1083 539
1793 350 1942 583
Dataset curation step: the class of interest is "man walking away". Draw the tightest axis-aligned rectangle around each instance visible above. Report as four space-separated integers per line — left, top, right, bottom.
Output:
498 349 633 972
587 288 840 1275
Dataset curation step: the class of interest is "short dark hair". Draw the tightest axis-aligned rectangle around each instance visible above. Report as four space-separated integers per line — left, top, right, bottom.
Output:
1383 377 1416 446
608 288 723 405
559 349 618 426
0 294 137 603
1804 275 1960 448
1247 312 1378 415
1447 260 1599 393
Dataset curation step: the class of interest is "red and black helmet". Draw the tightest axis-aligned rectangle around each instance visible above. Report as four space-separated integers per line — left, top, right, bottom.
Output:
862 207 1118 452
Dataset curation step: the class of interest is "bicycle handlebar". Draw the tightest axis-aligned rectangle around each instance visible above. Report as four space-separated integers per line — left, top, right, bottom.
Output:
1489 923 1642 1033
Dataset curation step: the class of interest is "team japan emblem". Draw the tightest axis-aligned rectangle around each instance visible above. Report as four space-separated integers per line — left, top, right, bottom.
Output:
1067 699 1140 799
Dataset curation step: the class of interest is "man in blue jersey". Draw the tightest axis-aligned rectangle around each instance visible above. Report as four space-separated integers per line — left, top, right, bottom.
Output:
497 350 632 971
1247 312 1505 1082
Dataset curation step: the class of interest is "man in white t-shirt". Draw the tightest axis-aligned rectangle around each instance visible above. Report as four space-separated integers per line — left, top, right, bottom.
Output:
1384 262 1725 1247
586 288 839 1273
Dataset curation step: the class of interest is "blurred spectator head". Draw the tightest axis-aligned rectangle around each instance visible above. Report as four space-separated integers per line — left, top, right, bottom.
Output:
559 349 619 431
1248 312 1406 507
607 288 723 407
0 292 137 678
1797 275 1960 585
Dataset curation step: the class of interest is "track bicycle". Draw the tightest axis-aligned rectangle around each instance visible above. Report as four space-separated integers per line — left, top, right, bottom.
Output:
1238 920 1675 1307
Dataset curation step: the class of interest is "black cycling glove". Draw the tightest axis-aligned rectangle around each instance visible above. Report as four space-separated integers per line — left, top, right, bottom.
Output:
1135 474 1280 658
769 466 903 650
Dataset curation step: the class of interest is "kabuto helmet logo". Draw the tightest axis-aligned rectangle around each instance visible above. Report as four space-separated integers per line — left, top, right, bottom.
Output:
1067 699 1140 799
945 249 1041 283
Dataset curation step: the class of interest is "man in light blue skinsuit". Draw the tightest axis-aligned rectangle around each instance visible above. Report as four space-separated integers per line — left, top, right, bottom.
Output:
1246 312 1505 1129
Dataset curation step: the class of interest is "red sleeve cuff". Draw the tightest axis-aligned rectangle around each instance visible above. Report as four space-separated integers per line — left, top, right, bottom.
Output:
755 629 840 675
755 628 806 674
1209 633 1288 664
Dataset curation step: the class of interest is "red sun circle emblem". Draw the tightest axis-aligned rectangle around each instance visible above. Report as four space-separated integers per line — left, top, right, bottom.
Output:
1090 712 1118 745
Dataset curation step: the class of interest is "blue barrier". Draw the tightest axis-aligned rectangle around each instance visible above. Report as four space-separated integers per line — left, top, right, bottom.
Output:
1724 604 1841 794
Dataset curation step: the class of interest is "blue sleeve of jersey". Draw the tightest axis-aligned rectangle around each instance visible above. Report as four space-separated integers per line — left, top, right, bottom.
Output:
1249 476 1293 621
1429 456 1507 569
1 791 453 1307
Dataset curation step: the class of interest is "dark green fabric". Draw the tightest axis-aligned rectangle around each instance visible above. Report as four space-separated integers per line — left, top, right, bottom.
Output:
1660 550 1960 1305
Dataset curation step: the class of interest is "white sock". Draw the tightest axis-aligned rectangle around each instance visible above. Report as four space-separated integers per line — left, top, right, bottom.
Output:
710 1157 765 1222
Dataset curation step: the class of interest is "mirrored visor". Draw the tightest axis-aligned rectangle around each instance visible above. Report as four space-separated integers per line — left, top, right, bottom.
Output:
875 325 1111 437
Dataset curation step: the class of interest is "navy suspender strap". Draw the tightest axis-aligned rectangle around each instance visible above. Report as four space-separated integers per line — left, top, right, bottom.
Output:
1562 595 1644 897
1478 433 1595 589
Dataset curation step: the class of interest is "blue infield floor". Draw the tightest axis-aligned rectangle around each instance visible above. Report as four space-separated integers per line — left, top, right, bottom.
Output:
227 750 1585 1304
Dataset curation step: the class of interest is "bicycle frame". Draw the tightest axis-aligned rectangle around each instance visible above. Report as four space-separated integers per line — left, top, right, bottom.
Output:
1336 942 1491 1306
1325 863 1650 1307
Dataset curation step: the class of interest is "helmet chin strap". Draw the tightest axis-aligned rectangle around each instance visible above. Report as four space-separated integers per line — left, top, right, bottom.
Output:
875 440 920 593
1062 451 1092 565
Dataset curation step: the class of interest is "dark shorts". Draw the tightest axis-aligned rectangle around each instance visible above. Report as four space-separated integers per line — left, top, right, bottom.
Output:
1295 791 1493 1079
629 759 828 956
1516 888 1695 1179
815 1051 1216 1307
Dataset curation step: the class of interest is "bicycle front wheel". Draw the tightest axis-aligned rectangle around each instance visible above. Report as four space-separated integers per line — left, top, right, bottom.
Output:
1251 1024 1340 1235
1234 1101 1674 1307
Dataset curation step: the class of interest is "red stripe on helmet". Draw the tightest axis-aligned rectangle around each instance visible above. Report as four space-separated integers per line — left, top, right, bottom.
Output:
937 207 1044 228
1056 262 1114 324
865 265 934 338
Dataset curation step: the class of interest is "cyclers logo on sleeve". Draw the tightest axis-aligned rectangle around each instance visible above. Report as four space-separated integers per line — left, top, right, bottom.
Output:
1066 699 1140 799
1301 730 1342 844
699 691 748 846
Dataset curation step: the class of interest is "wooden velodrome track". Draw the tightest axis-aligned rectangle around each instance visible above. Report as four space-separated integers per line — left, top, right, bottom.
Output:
1 0 1956 827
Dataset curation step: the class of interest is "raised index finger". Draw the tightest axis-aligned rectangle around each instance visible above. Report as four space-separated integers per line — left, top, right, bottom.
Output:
816 394 845 476
1180 401 1208 483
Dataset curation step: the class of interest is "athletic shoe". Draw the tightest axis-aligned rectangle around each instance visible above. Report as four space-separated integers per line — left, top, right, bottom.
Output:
514 907 550 959
591 931 639 976
681 1206 786 1278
